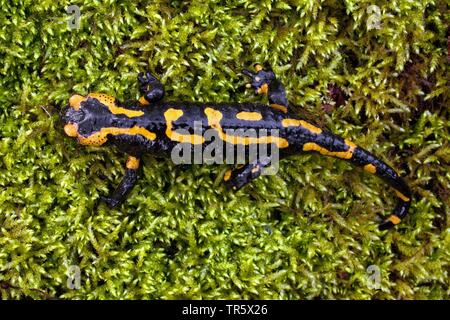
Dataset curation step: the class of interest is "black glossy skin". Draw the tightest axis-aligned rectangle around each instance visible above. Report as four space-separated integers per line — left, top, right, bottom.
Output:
61 65 411 230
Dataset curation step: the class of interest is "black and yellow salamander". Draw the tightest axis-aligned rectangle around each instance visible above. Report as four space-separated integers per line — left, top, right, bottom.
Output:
60 64 411 230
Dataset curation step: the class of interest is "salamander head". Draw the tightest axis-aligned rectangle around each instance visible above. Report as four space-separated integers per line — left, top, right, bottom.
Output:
62 93 111 146
60 94 87 139
61 94 125 146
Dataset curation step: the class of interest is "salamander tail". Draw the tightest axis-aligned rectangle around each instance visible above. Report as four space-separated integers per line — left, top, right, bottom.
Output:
299 131 412 230
350 146 411 230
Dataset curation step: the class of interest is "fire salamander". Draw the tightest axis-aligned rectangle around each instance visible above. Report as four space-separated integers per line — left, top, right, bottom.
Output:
60 64 411 230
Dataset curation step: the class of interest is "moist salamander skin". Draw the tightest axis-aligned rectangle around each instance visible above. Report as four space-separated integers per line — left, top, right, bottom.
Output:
60 64 411 231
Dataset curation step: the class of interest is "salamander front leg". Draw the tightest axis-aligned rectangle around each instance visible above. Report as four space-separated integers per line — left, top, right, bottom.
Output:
223 157 272 191
100 156 140 208
242 63 288 113
138 71 165 105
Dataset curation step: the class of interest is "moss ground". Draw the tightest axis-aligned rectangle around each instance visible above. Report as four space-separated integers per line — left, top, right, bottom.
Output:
0 0 449 299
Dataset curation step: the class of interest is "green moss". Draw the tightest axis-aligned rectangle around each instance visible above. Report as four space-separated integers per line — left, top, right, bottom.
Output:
0 0 449 299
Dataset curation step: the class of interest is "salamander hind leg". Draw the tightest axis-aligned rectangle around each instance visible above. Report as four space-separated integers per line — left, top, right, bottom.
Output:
138 71 165 105
242 63 288 113
223 156 273 191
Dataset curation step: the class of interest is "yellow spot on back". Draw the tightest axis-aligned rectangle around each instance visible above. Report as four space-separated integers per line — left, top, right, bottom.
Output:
395 190 410 202
303 140 356 159
364 163 377 174
88 93 144 118
236 111 263 121
206 108 222 126
224 170 232 181
282 119 322 134
126 156 140 170
164 108 205 144
388 215 401 225
165 108 184 121
204 107 289 148
345 139 357 149
78 126 156 146
270 104 288 113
